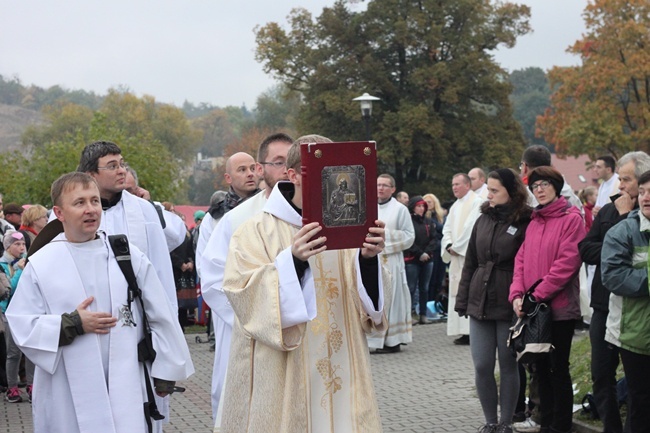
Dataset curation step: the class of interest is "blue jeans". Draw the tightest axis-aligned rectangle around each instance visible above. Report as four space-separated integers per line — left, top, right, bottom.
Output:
428 254 445 301
406 260 433 316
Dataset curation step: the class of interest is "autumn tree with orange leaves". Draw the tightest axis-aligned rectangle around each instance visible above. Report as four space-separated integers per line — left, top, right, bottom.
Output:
537 0 650 158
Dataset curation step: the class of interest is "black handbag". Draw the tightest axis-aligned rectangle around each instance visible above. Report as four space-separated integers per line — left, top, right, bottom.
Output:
507 279 554 363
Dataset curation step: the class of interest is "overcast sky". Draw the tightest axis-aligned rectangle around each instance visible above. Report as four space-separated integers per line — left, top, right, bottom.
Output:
0 0 587 109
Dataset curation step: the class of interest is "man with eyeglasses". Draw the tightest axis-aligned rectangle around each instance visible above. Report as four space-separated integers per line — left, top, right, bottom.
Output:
200 132 293 425
73 140 180 429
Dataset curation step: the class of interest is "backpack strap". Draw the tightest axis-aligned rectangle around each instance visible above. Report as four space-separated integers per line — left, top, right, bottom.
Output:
107 234 164 432
149 201 166 229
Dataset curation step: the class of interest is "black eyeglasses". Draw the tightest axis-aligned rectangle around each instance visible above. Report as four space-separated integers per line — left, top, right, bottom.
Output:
260 161 286 168
98 162 128 171
530 180 551 191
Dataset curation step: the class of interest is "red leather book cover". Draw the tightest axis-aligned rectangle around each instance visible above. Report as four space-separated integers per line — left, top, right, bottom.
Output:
300 141 378 250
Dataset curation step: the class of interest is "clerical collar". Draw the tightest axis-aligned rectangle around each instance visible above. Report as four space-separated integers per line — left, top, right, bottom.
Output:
379 198 391 205
101 191 123 210
278 182 302 216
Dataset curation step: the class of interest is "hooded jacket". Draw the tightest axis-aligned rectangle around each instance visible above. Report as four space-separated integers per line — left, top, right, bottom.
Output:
403 196 439 262
456 202 531 321
601 210 650 356
509 195 585 321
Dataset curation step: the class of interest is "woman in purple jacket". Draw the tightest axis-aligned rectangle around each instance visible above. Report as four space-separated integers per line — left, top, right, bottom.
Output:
509 166 585 433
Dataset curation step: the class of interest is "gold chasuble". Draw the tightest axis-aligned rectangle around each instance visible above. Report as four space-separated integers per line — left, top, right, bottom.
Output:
221 184 387 433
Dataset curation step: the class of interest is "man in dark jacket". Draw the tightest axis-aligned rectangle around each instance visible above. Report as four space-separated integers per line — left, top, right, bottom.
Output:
578 150 650 433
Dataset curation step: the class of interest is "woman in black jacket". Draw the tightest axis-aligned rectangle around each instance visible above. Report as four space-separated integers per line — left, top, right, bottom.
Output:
404 196 439 325
455 169 532 433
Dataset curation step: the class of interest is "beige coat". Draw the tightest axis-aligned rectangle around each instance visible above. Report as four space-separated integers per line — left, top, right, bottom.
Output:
221 184 387 433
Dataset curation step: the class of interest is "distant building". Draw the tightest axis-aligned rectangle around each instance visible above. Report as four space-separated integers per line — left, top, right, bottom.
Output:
551 154 598 192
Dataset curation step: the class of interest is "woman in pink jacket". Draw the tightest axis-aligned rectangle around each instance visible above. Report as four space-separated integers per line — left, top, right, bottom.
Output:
509 166 585 433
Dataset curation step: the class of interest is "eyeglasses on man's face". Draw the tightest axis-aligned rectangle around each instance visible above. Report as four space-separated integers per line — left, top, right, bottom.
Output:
97 162 128 171
530 180 551 192
260 161 286 168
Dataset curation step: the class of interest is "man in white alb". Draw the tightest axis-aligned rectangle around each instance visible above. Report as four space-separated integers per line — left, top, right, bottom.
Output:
73 142 178 310
7 172 193 433
200 132 293 425
592 155 620 217
441 173 482 345
367 174 415 353
469 167 489 199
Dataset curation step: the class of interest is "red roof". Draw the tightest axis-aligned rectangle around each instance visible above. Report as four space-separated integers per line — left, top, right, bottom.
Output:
551 154 598 193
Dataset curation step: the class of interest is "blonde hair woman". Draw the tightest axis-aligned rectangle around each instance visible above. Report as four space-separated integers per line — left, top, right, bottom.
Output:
423 193 443 223
19 205 48 250
422 193 445 313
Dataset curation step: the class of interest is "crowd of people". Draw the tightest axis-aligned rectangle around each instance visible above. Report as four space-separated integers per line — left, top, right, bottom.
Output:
0 138 648 433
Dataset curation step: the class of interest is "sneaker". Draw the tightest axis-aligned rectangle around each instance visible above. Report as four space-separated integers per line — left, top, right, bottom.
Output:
512 412 526 423
478 424 497 433
26 385 32 402
5 386 22 403
419 315 431 325
496 423 513 433
512 418 540 433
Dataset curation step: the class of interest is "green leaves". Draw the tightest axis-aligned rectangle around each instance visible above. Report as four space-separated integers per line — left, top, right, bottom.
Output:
255 0 529 197
1 91 198 206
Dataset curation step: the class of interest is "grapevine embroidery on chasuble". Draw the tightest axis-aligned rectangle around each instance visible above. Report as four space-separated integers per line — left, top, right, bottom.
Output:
310 252 349 422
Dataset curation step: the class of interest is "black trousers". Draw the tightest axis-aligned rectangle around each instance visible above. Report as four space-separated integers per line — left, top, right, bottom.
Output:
620 348 650 433
590 309 625 433
537 320 575 433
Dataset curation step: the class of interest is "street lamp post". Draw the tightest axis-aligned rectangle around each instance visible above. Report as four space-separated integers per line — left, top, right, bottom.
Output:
352 92 380 141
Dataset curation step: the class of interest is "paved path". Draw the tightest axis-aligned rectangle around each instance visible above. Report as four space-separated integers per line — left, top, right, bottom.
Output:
1 322 487 432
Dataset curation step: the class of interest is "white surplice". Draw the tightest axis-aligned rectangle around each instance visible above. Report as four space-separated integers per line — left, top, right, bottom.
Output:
200 190 267 424
367 197 415 349
220 182 386 433
195 212 218 280
474 183 489 200
160 206 187 252
441 190 482 336
596 173 620 208
5 233 194 433
99 191 178 312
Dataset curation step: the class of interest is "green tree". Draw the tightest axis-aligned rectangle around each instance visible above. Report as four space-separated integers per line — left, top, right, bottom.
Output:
253 84 300 133
509 67 551 147
0 75 24 106
100 90 201 161
3 90 194 205
537 0 650 157
22 103 95 147
192 109 237 157
255 0 530 196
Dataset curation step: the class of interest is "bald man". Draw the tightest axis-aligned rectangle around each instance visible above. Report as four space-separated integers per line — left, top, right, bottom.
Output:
468 167 488 199
196 152 260 275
